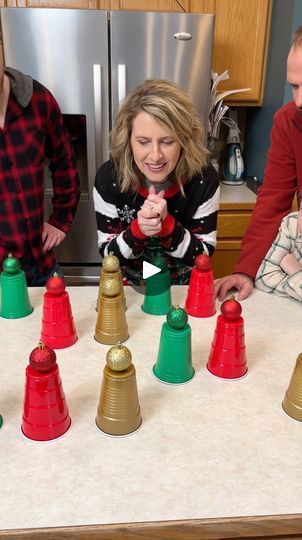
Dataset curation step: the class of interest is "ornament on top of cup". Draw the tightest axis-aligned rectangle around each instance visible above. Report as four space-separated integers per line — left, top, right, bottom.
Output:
96 252 126 312
282 353 302 422
96 342 142 436
40 273 78 349
0 253 33 319
185 253 216 318
153 304 194 384
95 272 129 345
141 252 172 315
21 341 71 441
206 295 247 379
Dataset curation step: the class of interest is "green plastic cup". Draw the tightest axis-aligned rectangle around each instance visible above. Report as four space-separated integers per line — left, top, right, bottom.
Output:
153 321 194 384
141 269 172 315
0 269 33 319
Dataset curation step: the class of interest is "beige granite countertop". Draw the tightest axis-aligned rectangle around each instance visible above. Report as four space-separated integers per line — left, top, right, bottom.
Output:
0 286 301 532
219 182 257 205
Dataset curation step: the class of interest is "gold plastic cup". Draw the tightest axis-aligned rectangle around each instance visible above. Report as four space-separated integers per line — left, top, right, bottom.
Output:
283 353 302 421
95 293 128 345
96 363 142 436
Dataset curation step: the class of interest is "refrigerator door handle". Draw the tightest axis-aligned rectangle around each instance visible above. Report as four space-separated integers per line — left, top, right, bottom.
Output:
93 63 102 173
118 64 126 105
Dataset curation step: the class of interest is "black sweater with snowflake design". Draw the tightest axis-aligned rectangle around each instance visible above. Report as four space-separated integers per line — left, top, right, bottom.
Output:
93 159 220 285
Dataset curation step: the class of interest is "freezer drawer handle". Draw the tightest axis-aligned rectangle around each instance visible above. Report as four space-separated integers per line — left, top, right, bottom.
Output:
118 64 126 105
93 64 102 172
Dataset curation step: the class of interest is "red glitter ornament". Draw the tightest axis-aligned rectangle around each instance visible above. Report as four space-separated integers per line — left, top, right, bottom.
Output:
29 341 57 372
46 273 65 295
195 253 211 271
221 295 242 321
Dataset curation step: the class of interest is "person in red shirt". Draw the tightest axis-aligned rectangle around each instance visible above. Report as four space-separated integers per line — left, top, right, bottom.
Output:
0 55 80 285
215 24 302 301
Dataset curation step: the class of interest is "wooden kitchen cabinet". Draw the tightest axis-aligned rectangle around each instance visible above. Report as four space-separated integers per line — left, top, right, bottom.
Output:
4 1 102 6
212 198 255 279
2 0 272 106
190 0 272 105
114 0 184 9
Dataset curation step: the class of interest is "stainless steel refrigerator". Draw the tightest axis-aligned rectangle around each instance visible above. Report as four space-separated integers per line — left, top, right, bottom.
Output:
0 8 214 283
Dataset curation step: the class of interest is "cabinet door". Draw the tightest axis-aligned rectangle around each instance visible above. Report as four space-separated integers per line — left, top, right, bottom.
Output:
212 205 254 278
113 1 186 10
5 1 101 6
190 0 272 105
212 240 242 279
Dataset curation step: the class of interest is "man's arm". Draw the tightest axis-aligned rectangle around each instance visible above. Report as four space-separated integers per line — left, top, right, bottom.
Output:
235 107 297 278
215 106 297 301
44 90 81 234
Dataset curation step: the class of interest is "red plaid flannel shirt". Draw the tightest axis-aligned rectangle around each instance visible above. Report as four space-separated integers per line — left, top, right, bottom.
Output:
0 69 80 276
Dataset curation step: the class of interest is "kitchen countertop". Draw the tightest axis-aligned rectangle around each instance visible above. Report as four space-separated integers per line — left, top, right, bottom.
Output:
0 285 302 539
219 181 257 206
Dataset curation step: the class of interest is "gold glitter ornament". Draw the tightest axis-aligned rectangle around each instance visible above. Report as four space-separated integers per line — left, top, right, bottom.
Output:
102 254 120 273
106 343 132 371
102 276 120 297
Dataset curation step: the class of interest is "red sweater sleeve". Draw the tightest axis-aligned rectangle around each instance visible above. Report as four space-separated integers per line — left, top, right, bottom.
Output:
234 104 298 278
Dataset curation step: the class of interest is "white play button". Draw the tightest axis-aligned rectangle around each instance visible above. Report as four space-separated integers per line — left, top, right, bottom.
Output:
143 261 161 280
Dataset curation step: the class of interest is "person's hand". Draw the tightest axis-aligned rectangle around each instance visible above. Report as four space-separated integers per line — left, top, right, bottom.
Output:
214 273 254 301
137 186 167 236
280 253 302 275
144 185 168 221
42 222 66 252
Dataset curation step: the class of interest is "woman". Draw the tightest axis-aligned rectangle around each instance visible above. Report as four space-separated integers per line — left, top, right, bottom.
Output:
93 79 220 285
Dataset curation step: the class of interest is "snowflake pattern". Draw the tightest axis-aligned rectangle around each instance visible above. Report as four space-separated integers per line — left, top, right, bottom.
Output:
118 205 136 223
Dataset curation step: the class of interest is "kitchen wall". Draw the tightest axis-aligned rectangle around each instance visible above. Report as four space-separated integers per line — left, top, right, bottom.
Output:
243 0 302 181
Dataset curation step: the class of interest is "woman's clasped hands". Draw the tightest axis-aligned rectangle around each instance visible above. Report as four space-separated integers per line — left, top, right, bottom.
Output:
137 185 168 236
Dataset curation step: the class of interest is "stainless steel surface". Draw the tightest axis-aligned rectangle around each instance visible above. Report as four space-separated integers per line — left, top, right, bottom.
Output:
60 265 100 285
1 8 109 265
110 11 214 127
0 8 214 282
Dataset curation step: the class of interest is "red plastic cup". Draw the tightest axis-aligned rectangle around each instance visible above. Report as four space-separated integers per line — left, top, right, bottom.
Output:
206 314 247 379
41 290 77 349
21 363 71 441
185 267 216 317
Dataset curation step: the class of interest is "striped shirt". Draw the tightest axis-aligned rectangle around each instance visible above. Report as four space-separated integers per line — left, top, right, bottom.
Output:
255 212 302 301
93 159 219 285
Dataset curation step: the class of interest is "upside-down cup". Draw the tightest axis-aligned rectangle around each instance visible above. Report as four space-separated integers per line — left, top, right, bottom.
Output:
41 274 77 349
185 254 216 318
0 254 33 319
153 306 194 384
21 363 71 441
96 344 142 436
206 296 247 379
283 353 302 422
95 276 129 345
141 269 172 315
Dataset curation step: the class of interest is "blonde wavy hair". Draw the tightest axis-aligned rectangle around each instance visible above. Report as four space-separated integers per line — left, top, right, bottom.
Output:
110 79 209 193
